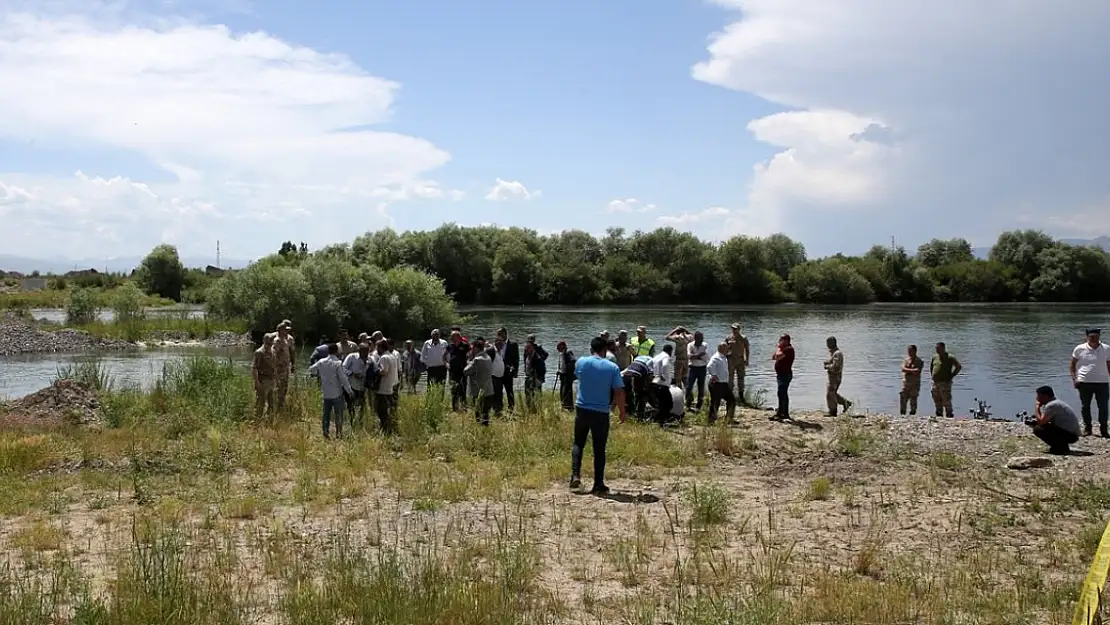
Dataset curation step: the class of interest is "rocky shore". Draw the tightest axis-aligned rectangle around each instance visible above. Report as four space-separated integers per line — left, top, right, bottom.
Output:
0 317 253 357
0 319 135 357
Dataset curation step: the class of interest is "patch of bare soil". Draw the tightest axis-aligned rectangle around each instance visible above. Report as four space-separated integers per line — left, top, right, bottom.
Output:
0 379 102 428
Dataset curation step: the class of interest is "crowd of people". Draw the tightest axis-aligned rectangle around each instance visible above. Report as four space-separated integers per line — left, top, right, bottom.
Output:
249 319 1110 489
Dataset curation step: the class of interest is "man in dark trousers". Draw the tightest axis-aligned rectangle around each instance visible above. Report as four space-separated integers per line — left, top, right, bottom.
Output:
496 327 520 412
522 335 548 411
570 337 627 495
447 330 471 411
556 341 576 411
621 355 654 422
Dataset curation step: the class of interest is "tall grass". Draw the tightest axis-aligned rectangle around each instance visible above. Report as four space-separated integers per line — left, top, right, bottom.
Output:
55 359 114 392
68 317 247 341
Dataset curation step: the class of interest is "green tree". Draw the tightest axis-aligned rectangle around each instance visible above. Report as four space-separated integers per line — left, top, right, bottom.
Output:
789 259 874 304
112 282 146 325
988 230 1057 296
135 244 186 301
916 238 974 268
66 287 98 325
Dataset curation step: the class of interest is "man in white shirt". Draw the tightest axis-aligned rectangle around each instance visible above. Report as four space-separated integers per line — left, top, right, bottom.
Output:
685 331 709 412
651 345 675 422
308 343 354 439
490 337 507 416
373 340 399 434
342 343 373 426
706 342 735 423
420 329 449 391
1070 328 1110 437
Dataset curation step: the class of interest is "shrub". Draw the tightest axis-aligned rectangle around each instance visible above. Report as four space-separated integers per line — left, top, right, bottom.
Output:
113 282 147 325
65 287 98 325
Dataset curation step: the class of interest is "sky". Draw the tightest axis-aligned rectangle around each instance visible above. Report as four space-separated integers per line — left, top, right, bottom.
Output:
0 0 1107 262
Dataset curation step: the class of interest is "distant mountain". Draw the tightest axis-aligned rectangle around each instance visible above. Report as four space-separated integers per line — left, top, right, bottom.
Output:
971 236 1110 260
0 254 253 275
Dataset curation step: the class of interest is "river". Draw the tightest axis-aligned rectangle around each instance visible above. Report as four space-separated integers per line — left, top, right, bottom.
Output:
1 304 1102 420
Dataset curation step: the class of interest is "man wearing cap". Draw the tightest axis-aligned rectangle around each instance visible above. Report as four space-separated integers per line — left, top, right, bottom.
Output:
630 326 655 358
621 354 655 421
1070 328 1110 437
666 326 694 389
273 321 296 409
614 330 634 370
726 323 751 405
252 333 278 419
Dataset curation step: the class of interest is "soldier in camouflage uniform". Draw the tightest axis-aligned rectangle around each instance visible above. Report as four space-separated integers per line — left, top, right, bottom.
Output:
726 323 750 405
899 344 924 416
823 336 852 416
252 333 278 419
273 320 296 409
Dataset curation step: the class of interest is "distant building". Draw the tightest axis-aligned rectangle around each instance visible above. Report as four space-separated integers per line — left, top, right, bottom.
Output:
205 265 226 277
64 268 100 278
19 278 47 291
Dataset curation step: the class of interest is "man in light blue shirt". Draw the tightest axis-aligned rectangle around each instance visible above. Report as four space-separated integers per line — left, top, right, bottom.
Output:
308 343 354 439
570 337 627 495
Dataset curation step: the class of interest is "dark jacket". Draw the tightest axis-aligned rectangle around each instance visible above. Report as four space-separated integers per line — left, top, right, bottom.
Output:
524 345 548 382
447 340 471 375
503 341 521 378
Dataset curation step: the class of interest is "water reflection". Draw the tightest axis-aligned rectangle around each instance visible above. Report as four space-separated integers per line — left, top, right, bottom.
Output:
29 306 207 324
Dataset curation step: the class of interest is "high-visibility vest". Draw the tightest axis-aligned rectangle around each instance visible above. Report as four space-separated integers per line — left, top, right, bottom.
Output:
631 337 655 357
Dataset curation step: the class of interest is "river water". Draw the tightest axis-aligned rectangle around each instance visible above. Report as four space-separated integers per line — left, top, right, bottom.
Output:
1 305 1103 420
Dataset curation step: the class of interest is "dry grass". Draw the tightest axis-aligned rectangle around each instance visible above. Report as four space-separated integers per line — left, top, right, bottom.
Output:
0 357 1106 624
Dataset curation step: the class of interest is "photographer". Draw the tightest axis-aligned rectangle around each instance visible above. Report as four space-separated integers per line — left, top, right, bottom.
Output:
1027 385 1080 455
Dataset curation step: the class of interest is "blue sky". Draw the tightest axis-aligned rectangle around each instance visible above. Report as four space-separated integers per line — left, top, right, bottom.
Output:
0 0 1107 262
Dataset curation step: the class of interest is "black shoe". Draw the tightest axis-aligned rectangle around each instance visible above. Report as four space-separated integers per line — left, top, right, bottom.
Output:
1101 427 1109 439
1049 446 1070 455
1084 426 1094 437
590 484 609 496
827 412 838 417
569 476 581 489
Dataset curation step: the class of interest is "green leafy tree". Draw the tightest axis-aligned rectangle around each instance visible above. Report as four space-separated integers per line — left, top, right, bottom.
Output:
916 238 974 268
135 244 186 301
988 229 1057 296
789 259 874 304
112 282 146 325
65 287 98 325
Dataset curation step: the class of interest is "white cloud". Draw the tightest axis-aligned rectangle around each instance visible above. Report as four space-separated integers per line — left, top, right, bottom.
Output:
0 9 455 257
484 178 539 202
656 205 779 241
693 0 1110 251
0 180 32 204
607 198 657 213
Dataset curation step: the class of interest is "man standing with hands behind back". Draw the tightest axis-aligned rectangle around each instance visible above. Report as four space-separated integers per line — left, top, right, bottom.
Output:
570 337 626 496
1070 328 1110 437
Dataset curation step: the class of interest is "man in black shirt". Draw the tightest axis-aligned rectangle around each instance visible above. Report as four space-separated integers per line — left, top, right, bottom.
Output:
496 327 520 412
447 330 471 411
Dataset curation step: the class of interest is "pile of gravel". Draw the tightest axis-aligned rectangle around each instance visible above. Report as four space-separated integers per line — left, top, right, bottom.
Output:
0 378 103 427
0 320 134 357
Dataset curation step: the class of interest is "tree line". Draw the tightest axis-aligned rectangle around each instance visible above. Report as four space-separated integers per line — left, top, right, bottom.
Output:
272 225 1110 306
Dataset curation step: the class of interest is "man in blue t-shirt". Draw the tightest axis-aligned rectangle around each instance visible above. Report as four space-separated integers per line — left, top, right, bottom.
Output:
571 337 627 495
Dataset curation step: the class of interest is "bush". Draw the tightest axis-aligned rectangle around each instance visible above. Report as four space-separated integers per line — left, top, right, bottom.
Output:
789 259 875 304
136 244 187 301
65 288 98 325
113 282 147 325
207 255 456 342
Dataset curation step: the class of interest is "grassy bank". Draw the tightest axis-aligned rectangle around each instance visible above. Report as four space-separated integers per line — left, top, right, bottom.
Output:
65 317 248 342
0 357 1104 623
0 285 173 310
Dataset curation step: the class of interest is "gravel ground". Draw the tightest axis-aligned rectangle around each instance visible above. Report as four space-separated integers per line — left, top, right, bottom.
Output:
0 319 135 357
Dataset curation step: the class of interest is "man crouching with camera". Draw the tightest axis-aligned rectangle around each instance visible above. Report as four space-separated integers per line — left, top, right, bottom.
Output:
1026 385 1081 455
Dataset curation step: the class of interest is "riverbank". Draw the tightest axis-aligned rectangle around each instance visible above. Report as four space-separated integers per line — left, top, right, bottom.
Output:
0 316 252 357
0 363 1101 624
